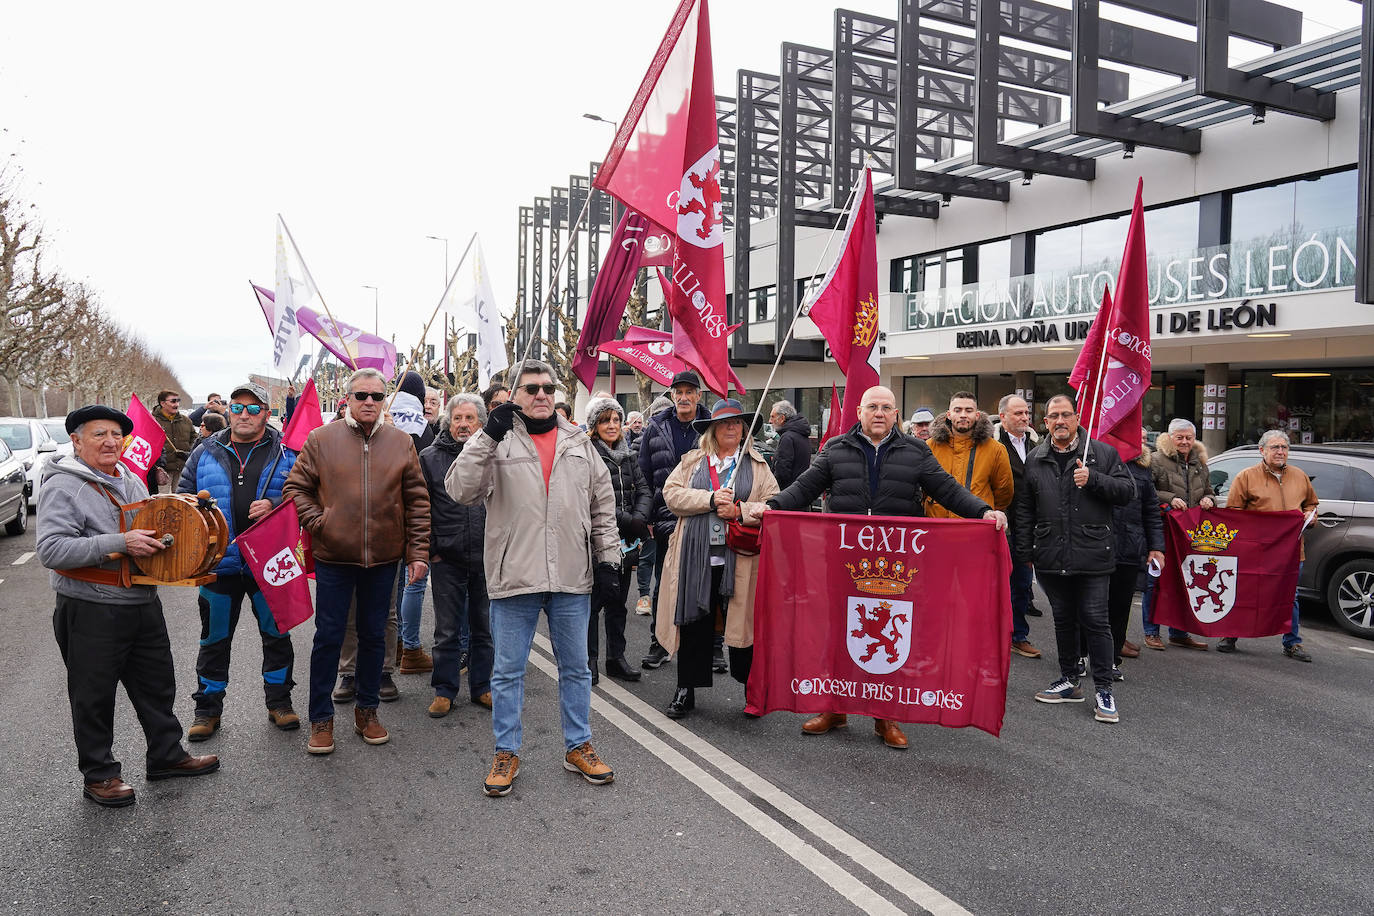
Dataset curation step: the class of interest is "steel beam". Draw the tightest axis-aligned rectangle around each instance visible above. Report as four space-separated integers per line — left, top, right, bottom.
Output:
1198 0 1336 120
778 43 832 360
731 70 779 364
1112 0 1302 49
1358 0 1374 304
517 206 531 346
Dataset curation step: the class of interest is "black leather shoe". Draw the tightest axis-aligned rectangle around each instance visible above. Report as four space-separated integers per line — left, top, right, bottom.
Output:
1027 603 1044 618
379 674 401 702
641 644 670 669
664 687 694 719
606 657 642 682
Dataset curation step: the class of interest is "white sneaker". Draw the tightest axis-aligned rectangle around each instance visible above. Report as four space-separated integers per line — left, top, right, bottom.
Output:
635 596 652 616
1094 690 1119 724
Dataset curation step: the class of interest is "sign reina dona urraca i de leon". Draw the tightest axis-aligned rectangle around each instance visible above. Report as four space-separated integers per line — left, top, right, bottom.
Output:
903 226 1357 348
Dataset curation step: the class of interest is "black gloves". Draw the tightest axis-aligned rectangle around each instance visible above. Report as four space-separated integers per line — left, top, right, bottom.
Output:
592 561 622 609
483 402 520 442
623 516 651 540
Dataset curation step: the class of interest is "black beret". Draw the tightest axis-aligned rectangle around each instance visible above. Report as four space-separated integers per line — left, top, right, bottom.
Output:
65 405 134 437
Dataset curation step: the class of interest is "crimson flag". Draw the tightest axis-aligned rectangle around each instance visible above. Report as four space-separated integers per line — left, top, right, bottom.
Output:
572 210 651 392
805 169 880 433
238 498 315 633
819 384 843 450
1069 286 1113 423
600 338 688 388
120 393 167 482
746 511 1011 736
593 0 740 395
1152 507 1303 638
281 378 324 453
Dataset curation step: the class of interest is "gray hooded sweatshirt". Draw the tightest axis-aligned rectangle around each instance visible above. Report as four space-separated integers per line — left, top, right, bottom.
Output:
36 455 157 605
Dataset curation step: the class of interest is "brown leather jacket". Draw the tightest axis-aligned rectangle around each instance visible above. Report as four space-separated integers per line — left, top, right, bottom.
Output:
283 418 430 567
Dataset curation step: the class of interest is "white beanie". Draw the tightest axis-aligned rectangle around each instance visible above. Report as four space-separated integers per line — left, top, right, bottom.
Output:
584 396 624 428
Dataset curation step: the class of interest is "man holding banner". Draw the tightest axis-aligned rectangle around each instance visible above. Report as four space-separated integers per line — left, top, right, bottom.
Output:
177 382 299 741
749 385 1003 749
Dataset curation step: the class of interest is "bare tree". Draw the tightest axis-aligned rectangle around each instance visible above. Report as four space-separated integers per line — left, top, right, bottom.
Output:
0 171 64 415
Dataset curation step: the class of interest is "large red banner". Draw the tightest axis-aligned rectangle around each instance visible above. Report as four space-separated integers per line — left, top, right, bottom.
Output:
746 511 1012 736
1152 507 1303 637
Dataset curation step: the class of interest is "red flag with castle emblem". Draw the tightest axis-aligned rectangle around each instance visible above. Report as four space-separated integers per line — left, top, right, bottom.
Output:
1152 507 1303 637
746 511 1011 736
120 393 167 482
805 169 880 433
238 499 315 633
593 0 740 396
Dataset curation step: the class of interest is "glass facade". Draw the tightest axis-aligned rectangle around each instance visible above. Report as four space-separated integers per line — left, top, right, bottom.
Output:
1239 368 1374 445
902 375 976 420
1229 168 1357 245
1032 200 1200 276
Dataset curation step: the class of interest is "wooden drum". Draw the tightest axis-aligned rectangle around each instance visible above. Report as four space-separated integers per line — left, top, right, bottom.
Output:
127 492 229 583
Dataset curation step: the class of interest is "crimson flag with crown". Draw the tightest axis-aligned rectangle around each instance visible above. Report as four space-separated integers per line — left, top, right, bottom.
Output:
1153 507 1304 637
746 511 1011 736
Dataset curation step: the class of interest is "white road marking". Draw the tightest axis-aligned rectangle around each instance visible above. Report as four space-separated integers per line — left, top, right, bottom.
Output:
526 647 906 916
11 552 34 566
532 634 971 916
1349 646 1374 656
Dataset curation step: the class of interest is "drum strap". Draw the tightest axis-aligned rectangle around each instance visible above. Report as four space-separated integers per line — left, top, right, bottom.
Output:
55 483 143 589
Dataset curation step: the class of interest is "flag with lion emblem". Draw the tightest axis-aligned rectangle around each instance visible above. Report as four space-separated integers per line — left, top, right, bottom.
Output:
1152 507 1303 637
238 499 315 633
746 511 1011 736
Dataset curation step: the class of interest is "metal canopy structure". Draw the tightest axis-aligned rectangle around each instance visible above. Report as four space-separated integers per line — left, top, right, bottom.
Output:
1359 0 1374 305
1198 0 1336 119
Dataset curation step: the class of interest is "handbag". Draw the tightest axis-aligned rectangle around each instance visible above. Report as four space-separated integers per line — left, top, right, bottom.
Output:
709 457 761 556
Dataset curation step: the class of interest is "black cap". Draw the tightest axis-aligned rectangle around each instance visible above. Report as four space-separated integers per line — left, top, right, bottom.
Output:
65 405 133 437
669 370 701 390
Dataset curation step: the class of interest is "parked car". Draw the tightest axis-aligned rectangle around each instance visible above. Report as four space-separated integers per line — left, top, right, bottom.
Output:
0 417 60 509
1208 442 1374 639
40 418 75 459
0 439 26 536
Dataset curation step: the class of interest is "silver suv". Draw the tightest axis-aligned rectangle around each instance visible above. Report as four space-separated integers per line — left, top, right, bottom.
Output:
1207 443 1374 639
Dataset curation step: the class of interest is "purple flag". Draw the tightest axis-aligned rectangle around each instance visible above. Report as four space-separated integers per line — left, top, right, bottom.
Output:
253 284 397 378
571 210 652 392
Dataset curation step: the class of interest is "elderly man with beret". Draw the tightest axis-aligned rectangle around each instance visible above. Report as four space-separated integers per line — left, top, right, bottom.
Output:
37 405 220 807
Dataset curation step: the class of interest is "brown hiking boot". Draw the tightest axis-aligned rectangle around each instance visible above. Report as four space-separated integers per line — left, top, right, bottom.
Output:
83 776 136 807
354 707 389 745
564 742 614 785
1169 635 1209 651
1120 640 1140 658
399 646 434 674
267 707 300 731
484 751 520 796
874 718 908 749
801 712 848 735
308 719 335 755
427 696 452 718
472 692 492 709
1011 640 1042 659
187 715 220 742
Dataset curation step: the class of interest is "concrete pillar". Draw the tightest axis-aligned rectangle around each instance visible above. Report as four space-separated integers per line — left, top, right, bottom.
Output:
1202 362 1229 455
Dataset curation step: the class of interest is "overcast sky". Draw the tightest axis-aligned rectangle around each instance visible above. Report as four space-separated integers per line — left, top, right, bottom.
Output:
0 1 1360 401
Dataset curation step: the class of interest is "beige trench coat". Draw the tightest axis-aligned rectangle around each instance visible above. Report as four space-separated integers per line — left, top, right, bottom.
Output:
654 446 779 654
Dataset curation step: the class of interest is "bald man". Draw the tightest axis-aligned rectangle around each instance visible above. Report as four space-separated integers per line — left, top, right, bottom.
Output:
747 385 1004 750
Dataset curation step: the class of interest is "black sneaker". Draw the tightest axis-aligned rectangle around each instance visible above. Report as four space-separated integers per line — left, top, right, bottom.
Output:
1283 643 1312 662
712 647 728 674
1216 637 1238 654
641 644 670 669
379 674 400 702
1026 603 1044 618
331 675 357 703
1111 665 1125 682
459 650 470 674
1076 656 1089 679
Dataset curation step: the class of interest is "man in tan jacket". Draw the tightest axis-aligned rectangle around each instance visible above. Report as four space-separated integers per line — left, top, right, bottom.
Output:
923 392 1014 519
447 359 620 797
1223 429 1318 661
283 368 431 754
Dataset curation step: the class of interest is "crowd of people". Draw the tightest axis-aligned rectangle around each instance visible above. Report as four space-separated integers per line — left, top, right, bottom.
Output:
33 363 1318 807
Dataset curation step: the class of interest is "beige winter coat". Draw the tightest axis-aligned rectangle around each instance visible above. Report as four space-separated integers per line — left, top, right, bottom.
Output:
1151 433 1214 508
445 415 619 599
654 447 779 654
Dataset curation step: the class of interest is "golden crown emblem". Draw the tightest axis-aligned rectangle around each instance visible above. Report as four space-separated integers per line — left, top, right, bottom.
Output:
1185 519 1238 553
852 293 879 348
845 555 916 596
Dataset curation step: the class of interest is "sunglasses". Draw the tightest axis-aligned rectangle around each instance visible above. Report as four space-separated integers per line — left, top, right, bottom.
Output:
228 403 265 415
519 383 557 396
352 391 387 402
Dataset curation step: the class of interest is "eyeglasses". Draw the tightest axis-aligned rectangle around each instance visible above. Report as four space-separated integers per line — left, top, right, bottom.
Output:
519 383 557 396
352 391 387 402
165 398 181 404
861 404 897 413
228 403 264 415
1045 411 1077 420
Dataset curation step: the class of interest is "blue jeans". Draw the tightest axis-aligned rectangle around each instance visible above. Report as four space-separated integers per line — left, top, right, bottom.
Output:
1010 561 1033 643
1140 576 1190 640
489 591 592 753
430 559 492 700
310 561 398 722
397 568 429 649
1283 562 1303 648
636 536 656 598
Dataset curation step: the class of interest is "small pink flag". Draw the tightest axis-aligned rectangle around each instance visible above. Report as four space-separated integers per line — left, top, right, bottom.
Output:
281 378 324 452
120 393 167 482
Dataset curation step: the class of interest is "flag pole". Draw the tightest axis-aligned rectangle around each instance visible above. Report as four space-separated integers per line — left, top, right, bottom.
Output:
519 190 597 369
1081 290 1116 446
412 231 479 370
278 214 359 372
744 164 868 439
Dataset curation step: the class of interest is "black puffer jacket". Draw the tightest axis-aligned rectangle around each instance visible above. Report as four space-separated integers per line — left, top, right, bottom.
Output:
593 437 652 538
771 414 814 491
418 429 485 566
1113 456 1164 567
768 424 990 519
1013 436 1136 575
638 404 712 538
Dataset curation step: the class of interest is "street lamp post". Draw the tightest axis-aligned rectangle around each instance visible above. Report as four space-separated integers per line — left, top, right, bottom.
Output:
362 285 379 334
425 235 450 282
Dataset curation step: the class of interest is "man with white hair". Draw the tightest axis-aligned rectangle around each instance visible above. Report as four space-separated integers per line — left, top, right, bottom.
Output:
769 399 814 491
1144 418 1216 651
283 368 432 755
1223 429 1317 661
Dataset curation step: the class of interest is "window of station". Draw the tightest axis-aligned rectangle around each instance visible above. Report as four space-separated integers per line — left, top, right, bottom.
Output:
902 376 976 420
892 248 963 294
1032 200 1200 275
1229 168 1357 244
1239 368 1374 445
750 285 777 322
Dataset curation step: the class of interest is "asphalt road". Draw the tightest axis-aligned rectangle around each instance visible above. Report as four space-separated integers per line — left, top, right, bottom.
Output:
1 521 1371 916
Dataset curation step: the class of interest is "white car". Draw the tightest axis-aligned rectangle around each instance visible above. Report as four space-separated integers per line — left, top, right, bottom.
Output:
40 418 76 459
0 417 62 509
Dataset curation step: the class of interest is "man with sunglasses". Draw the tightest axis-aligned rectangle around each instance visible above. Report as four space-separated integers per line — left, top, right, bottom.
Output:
188 393 226 427
285 369 430 755
178 382 300 740
448 359 619 797
153 389 197 493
